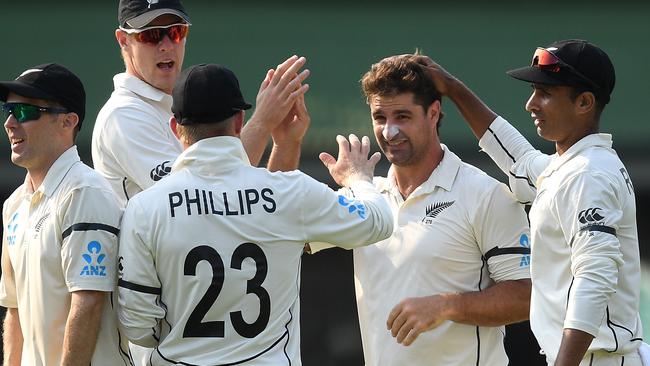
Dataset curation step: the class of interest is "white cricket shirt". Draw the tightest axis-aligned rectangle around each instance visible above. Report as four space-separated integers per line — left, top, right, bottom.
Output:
354 145 531 366
0 146 131 365
117 137 394 365
480 117 643 364
92 73 182 207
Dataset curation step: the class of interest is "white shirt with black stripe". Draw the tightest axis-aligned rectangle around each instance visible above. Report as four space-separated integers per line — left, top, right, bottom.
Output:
353 145 531 366
0 146 131 365
92 73 182 207
116 137 394 365
479 117 643 364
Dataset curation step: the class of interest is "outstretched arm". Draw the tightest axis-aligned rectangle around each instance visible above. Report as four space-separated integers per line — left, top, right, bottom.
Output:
241 55 310 165
414 55 497 139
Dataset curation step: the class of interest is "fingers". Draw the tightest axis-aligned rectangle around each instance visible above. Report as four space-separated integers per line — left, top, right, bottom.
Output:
319 152 336 171
279 57 308 87
336 135 350 159
402 327 421 346
259 69 274 93
348 134 361 153
271 55 299 85
368 151 381 167
360 135 371 156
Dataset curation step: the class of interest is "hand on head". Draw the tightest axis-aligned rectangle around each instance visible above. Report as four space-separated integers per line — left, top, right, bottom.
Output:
319 134 381 187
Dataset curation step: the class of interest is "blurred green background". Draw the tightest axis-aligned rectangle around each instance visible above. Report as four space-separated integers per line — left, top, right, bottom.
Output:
1 1 648 365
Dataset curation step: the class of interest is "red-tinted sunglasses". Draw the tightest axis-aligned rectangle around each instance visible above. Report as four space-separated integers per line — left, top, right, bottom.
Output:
531 47 600 90
121 23 189 45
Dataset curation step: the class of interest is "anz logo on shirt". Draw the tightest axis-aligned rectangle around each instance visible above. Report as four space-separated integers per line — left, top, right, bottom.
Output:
519 234 531 267
6 212 19 246
80 241 107 277
338 195 366 219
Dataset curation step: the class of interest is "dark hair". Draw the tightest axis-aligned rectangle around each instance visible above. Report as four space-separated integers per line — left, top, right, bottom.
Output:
569 84 606 120
361 53 444 128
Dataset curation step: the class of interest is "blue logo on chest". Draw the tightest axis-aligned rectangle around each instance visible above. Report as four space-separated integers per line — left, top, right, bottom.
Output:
6 212 19 246
80 241 107 277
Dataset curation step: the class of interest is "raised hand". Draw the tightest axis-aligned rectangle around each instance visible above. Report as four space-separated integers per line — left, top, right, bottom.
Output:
319 134 381 187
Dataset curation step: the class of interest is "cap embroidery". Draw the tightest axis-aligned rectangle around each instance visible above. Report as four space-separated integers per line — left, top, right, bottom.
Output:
17 69 42 79
147 0 159 8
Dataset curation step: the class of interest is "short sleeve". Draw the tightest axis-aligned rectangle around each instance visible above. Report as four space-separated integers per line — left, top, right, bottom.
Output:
58 187 122 292
474 182 531 283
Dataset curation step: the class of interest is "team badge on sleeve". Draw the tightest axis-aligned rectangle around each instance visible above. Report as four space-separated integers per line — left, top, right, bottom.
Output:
338 195 367 219
80 241 107 277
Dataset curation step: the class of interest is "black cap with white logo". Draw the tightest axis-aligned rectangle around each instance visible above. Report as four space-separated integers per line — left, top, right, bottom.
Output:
172 64 252 125
118 0 191 29
0 63 86 126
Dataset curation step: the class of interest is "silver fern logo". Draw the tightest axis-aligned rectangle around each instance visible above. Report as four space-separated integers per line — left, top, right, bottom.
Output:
147 0 159 8
422 201 454 224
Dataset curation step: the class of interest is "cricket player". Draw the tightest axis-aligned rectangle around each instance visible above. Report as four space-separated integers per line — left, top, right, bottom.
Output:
116 64 394 365
0 64 130 365
92 0 310 207
312 54 532 365
419 39 643 365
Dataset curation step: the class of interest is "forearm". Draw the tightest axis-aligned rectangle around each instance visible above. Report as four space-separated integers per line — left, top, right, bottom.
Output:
267 142 301 172
60 291 105 366
554 328 594 366
3 308 22 366
446 279 531 326
446 78 498 139
240 116 271 166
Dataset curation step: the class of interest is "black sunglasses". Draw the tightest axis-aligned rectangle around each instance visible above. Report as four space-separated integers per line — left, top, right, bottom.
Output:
1 102 68 123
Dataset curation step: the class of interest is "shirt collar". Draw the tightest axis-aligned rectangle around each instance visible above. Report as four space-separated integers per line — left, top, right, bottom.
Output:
540 133 613 179
114 73 172 108
26 146 81 197
380 144 462 197
172 136 251 175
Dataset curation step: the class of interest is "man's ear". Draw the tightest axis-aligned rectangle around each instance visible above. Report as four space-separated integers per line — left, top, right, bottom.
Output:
576 91 596 115
427 100 441 126
233 110 245 136
115 29 128 49
61 112 79 131
170 117 181 140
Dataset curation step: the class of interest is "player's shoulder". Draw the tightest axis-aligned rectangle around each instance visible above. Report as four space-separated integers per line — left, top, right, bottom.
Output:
63 162 118 196
456 160 504 194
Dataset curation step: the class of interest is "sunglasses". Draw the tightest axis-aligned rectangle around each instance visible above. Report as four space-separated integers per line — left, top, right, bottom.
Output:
1 102 68 123
121 23 189 45
531 47 600 90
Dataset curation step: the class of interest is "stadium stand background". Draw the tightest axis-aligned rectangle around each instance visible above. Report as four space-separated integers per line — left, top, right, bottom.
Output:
1 1 648 364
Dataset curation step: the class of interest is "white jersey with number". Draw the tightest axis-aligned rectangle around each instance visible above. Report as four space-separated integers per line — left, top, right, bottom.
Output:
0 147 131 365
92 72 182 207
117 137 394 365
354 145 531 366
479 117 642 364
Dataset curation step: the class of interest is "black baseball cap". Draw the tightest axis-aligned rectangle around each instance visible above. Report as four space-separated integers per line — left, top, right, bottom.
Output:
507 39 615 103
172 64 252 125
0 63 86 126
118 0 191 29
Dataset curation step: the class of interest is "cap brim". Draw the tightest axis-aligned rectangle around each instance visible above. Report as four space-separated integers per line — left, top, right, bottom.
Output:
126 9 191 29
0 81 56 102
506 66 569 86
